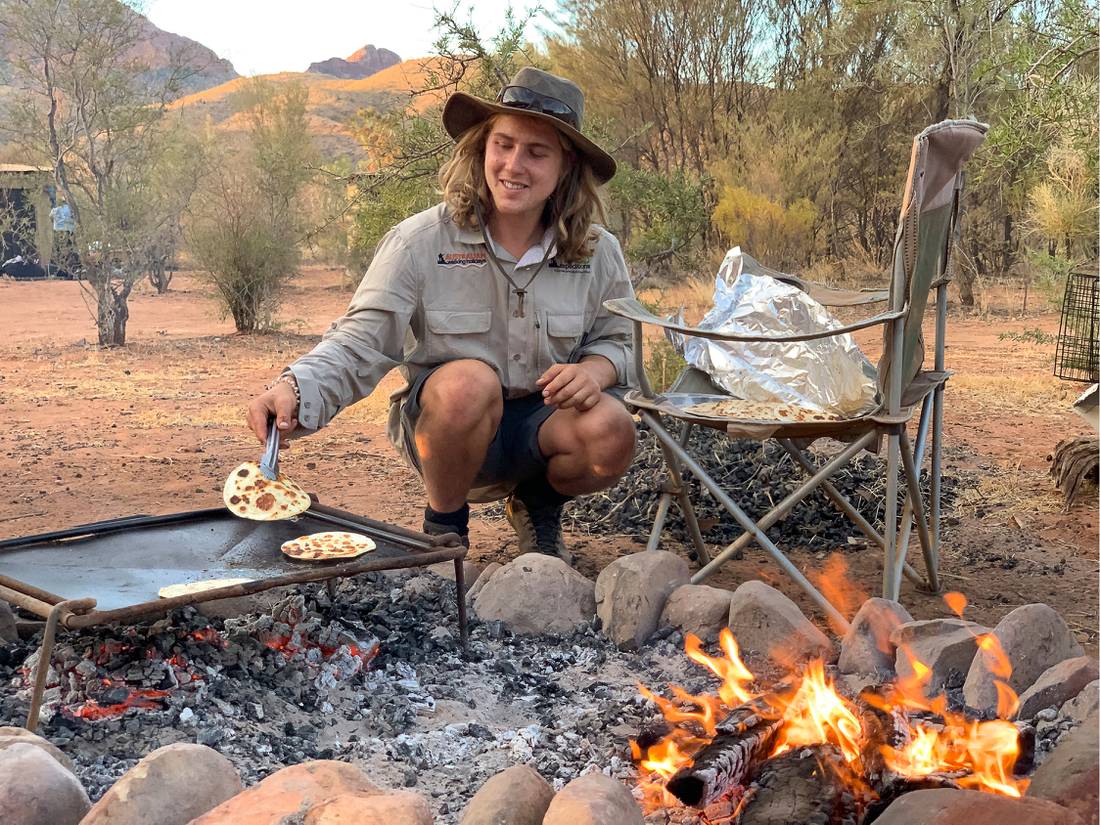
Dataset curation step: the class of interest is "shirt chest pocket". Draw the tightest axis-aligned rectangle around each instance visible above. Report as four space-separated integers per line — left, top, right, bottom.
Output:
539 312 586 372
424 309 492 361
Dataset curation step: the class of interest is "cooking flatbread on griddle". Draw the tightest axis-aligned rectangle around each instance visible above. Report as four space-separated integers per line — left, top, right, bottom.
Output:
223 461 311 521
682 398 844 423
280 531 376 561
158 578 253 599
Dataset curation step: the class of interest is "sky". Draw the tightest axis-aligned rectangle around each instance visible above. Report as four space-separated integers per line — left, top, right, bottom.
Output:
145 0 550 76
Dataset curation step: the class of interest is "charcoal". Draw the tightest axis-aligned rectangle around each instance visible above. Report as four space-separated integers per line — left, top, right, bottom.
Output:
552 423 960 551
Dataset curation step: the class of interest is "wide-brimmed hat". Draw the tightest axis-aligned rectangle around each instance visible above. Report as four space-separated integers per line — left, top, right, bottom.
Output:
442 67 616 184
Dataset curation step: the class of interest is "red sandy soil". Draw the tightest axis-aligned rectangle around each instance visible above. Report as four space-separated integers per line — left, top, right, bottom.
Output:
0 269 1095 651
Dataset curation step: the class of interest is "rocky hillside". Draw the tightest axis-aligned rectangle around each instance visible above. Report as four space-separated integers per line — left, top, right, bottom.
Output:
169 58 448 161
307 44 401 80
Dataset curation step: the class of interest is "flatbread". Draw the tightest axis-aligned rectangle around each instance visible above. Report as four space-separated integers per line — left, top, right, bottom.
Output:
223 461 311 521
682 398 845 423
280 531 376 561
158 578 253 599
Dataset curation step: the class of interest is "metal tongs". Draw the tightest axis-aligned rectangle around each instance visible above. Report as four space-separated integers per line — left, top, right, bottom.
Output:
259 417 280 480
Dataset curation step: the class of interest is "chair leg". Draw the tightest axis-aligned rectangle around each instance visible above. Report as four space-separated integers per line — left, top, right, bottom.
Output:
930 383 945 585
639 411 864 633
882 428 902 601
648 420 710 564
900 432 939 594
891 398 934 590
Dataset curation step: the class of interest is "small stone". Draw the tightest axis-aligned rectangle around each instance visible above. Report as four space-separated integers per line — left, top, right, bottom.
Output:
542 772 644 825
425 560 485 592
179 707 195 724
873 787 1085 825
80 743 242 825
963 604 1084 714
473 553 595 635
891 619 988 697
0 742 90 825
1016 657 1099 720
1028 714 1099 825
726 580 833 669
460 765 554 825
838 598 913 675
595 551 690 649
659 584 735 643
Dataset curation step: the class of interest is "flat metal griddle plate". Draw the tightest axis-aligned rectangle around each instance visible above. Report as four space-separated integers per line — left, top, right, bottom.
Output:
0 507 421 611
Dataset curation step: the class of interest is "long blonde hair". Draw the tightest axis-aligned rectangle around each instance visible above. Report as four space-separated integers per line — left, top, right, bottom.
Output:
439 114 607 264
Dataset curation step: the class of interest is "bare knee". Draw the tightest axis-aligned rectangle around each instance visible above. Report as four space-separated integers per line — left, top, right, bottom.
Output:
574 398 636 478
419 360 502 435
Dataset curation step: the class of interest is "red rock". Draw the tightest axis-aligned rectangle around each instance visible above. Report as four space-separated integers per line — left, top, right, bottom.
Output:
0 742 89 825
304 790 432 824
872 787 1083 825
189 760 380 825
542 773 643 825
460 765 553 824
80 743 241 825
1028 714 1099 825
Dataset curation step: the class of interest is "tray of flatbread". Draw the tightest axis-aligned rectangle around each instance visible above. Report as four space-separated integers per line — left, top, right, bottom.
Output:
0 503 461 614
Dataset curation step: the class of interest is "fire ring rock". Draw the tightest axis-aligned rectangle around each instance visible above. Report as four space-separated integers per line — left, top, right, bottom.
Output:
0 725 74 771
659 583 735 643
595 550 690 649
1027 711 1100 825
472 553 596 635
303 790 433 824
1015 656 1099 721
872 787 1086 825
0 741 91 825
79 743 242 825
189 760 382 824
542 772 645 825
963 603 1085 715
726 580 833 670
460 764 554 825
890 618 989 698
837 597 913 675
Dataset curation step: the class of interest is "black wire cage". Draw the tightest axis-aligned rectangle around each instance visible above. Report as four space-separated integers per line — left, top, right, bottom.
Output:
1055 269 1099 383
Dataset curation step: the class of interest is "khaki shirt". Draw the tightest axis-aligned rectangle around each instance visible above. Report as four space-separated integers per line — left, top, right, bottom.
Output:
288 203 636 454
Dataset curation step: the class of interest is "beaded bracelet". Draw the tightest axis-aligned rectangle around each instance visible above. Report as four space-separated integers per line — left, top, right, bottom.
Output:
268 372 301 409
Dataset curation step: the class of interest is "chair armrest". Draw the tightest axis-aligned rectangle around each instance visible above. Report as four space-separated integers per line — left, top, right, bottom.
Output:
800 282 890 307
603 297 905 343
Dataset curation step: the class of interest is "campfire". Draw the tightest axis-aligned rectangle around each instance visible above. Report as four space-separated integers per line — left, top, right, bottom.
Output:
631 595 1031 824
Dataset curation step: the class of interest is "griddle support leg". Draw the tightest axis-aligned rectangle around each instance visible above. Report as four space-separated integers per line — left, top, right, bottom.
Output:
325 578 338 599
25 598 95 733
453 558 468 651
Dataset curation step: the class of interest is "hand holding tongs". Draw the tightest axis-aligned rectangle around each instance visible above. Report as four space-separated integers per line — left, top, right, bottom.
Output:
259 417 280 480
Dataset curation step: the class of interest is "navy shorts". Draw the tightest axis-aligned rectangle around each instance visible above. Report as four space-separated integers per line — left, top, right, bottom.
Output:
400 366 556 489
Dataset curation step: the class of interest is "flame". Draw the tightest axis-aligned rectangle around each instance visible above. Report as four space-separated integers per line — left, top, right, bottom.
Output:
943 591 968 616
810 554 867 631
769 660 865 765
879 638 1027 797
634 614 1030 812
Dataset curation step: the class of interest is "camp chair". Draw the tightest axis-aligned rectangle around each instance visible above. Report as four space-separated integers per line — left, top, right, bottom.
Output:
604 120 988 632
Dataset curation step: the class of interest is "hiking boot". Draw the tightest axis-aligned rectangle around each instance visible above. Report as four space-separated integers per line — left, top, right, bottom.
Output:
505 494 572 565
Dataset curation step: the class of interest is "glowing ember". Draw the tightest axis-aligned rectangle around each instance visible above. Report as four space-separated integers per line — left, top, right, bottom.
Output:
67 686 171 720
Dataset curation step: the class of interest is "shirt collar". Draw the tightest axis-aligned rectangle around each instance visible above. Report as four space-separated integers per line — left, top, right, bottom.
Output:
454 216 556 266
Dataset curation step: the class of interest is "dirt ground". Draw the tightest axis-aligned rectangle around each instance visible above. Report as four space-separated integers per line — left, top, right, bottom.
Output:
0 269 1096 654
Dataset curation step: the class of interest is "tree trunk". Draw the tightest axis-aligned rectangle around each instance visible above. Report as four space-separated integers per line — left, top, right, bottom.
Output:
94 274 132 347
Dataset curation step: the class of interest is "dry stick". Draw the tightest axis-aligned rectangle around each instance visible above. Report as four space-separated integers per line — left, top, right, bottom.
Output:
0 511 46 524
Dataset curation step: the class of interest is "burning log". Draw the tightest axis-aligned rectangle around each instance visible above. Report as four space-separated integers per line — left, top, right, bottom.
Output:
739 744 866 825
664 715 782 808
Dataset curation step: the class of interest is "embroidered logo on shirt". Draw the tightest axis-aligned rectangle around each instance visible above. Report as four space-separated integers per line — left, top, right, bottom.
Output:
548 258 592 273
437 251 488 268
